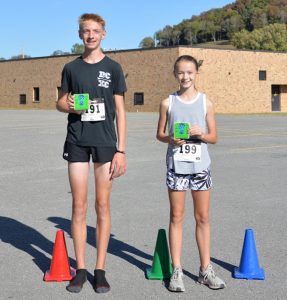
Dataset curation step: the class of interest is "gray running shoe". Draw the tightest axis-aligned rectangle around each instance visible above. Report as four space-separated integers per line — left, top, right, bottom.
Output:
198 264 226 289
168 267 185 292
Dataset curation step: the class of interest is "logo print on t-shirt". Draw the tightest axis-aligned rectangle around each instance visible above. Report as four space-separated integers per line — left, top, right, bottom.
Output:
98 71 111 88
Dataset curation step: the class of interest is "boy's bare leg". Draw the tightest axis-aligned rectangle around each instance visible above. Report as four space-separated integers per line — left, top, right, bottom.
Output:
94 162 113 270
68 162 89 269
92 162 112 293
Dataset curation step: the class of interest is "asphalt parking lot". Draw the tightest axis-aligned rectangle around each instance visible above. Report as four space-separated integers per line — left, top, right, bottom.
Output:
0 110 286 300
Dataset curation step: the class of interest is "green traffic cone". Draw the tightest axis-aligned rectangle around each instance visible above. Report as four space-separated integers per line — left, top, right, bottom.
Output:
146 229 173 280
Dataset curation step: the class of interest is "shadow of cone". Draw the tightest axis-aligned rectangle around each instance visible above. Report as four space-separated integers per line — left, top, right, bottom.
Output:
233 228 265 280
145 229 172 280
44 230 76 282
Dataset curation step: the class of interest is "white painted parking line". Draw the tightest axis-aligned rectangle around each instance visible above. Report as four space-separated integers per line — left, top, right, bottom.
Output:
231 144 287 152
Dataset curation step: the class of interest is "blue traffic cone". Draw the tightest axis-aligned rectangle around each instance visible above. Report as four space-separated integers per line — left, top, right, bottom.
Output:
233 228 265 280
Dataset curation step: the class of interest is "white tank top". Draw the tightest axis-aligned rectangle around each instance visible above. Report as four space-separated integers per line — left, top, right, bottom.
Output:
166 92 211 174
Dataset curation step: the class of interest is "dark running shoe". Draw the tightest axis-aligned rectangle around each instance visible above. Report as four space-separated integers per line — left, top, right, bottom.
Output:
93 269 110 293
66 269 87 293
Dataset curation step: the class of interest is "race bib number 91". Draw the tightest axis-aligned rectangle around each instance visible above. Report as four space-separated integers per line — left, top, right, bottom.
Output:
81 98 105 122
173 143 201 162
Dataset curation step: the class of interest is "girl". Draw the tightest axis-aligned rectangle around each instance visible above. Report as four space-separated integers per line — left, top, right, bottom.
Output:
156 55 226 292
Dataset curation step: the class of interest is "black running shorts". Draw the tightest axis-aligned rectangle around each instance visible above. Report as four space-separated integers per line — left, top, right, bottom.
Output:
63 142 116 163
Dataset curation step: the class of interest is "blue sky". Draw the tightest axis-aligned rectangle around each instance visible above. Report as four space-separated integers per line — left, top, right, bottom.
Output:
1 0 233 59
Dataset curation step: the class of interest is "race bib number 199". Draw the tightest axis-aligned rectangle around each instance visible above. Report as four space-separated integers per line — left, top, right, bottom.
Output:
173 143 201 162
81 98 105 122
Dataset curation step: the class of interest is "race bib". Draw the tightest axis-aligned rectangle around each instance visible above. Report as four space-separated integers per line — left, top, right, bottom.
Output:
81 98 105 122
173 142 201 162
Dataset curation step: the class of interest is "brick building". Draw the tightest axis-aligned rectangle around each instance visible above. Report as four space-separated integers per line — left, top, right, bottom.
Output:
0 46 286 113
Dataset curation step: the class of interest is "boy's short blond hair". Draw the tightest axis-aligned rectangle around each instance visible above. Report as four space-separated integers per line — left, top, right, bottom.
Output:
78 13 106 30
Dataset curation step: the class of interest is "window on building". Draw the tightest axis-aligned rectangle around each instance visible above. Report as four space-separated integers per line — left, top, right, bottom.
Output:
19 94 26 104
33 87 40 102
259 70 266 81
134 92 144 105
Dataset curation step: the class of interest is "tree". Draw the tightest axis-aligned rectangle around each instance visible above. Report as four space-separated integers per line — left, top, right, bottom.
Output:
251 10 268 29
160 26 173 46
71 43 84 54
261 23 287 50
197 19 212 42
247 29 264 49
10 54 31 59
171 29 181 45
139 37 155 48
234 0 269 31
183 20 201 45
0 57 5 61
183 25 194 45
205 8 225 41
267 5 282 23
51 50 70 56
155 30 163 46
144 0 287 50
223 11 245 38
231 29 250 48
155 25 182 46
279 10 287 23
232 23 287 50
205 20 221 42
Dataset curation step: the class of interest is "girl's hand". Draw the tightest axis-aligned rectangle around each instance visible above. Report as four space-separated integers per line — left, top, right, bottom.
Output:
189 124 203 137
168 135 186 146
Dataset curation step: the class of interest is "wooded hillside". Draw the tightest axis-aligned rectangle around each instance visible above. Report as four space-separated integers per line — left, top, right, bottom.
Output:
139 0 287 51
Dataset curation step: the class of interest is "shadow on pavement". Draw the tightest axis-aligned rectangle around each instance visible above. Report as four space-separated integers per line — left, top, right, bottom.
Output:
48 216 153 272
0 216 76 273
0 216 233 284
211 256 236 275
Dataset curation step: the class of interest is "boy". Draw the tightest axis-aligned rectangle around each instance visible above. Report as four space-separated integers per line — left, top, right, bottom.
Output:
56 13 127 293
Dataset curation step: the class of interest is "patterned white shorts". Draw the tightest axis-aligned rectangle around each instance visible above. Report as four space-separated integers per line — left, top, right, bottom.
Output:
166 168 213 191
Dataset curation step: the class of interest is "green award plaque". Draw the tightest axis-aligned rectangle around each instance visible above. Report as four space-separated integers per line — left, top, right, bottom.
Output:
74 93 89 110
174 122 190 139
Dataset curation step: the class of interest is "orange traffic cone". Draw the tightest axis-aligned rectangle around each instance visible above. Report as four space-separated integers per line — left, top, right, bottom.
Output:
44 230 75 282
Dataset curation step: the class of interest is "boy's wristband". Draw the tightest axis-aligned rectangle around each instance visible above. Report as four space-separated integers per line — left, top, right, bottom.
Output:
116 149 126 154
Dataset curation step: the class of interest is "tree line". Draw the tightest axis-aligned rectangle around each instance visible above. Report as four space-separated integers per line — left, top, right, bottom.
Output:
139 0 287 51
0 44 84 61
2 0 287 60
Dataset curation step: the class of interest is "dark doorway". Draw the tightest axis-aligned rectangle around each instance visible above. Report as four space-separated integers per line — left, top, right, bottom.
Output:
271 85 280 112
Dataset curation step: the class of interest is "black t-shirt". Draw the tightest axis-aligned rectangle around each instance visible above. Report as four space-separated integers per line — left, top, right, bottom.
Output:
61 56 127 147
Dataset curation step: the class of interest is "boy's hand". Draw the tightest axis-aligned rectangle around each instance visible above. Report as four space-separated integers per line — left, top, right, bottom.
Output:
110 152 126 179
66 93 84 115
